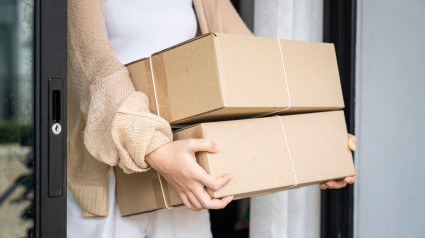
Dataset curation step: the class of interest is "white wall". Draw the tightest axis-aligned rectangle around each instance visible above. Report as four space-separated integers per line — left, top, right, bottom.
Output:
355 1 425 237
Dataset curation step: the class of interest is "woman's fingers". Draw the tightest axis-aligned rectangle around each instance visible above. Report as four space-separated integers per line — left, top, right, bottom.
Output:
330 180 347 188
188 139 219 154
344 175 357 184
179 192 197 211
320 183 328 190
186 191 202 211
180 182 234 211
200 195 233 210
184 166 233 210
321 179 347 189
149 139 234 211
192 185 233 210
320 175 357 190
348 134 358 151
197 172 233 191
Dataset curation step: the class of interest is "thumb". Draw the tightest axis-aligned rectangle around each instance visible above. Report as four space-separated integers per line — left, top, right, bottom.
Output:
348 134 358 151
187 139 219 153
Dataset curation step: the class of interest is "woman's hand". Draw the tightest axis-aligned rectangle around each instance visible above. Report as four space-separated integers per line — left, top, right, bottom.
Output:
320 134 357 190
146 139 233 211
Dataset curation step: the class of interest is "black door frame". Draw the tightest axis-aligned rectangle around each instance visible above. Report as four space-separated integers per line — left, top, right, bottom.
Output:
34 0 67 237
321 1 357 238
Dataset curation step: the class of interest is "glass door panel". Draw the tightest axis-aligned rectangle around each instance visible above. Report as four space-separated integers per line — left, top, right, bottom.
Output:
0 0 35 237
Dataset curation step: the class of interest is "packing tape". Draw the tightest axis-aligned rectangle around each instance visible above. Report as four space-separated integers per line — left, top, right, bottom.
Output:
149 56 161 118
152 174 173 208
149 55 174 210
254 38 292 118
157 172 173 209
276 115 298 187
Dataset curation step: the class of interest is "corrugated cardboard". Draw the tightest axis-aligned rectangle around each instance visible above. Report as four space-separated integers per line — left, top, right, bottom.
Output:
114 169 182 216
126 33 344 125
115 111 356 216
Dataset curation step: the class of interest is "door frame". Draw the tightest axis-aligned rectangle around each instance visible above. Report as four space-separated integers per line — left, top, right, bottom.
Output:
321 1 357 238
34 0 67 237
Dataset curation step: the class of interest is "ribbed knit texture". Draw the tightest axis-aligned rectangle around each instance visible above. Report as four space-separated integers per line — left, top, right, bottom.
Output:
67 0 252 217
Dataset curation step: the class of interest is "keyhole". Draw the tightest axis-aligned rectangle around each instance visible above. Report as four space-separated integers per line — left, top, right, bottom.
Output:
52 123 62 135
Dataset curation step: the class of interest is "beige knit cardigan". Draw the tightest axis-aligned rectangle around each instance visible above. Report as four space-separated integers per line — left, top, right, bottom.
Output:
67 0 252 217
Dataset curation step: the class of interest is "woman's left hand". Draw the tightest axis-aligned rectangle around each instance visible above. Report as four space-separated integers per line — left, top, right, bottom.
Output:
320 134 357 190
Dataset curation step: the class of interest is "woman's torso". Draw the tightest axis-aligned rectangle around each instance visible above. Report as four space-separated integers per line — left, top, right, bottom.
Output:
67 2 211 237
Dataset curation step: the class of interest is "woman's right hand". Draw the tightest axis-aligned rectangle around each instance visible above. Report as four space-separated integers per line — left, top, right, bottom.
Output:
145 139 233 211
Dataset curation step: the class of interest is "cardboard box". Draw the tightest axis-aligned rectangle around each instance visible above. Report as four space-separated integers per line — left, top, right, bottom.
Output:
115 111 356 216
126 33 344 125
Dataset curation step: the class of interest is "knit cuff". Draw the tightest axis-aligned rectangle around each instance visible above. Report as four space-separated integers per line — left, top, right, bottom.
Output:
83 70 135 166
111 91 173 174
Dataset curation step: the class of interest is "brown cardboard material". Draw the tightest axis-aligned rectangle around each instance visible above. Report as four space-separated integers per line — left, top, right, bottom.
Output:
126 33 344 125
115 111 356 216
114 169 182 216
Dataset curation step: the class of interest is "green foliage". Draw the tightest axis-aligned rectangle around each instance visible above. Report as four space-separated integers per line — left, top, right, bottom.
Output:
0 121 33 144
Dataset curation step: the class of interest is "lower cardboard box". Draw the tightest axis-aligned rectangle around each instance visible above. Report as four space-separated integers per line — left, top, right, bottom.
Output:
115 110 356 216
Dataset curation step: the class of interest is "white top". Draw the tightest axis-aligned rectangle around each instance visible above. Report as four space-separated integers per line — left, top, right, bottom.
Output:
103 0 198 65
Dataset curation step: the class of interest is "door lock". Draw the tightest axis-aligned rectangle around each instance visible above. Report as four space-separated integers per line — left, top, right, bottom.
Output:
52 123 62 135
48 78 65 197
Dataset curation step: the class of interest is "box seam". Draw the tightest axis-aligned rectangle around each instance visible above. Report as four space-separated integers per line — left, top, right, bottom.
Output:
212 34 227 107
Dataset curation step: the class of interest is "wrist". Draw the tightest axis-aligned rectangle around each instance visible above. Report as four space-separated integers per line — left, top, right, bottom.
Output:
145 142 168 168
145 150 157 167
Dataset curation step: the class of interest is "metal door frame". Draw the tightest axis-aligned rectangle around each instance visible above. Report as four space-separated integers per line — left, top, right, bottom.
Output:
321 1 357 238
34 0 67 237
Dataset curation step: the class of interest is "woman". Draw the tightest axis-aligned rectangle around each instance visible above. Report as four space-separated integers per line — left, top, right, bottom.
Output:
66 0 357 237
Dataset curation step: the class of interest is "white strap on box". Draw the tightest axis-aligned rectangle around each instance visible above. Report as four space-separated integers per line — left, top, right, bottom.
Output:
276 115 298 187
149 56 173 210
254 38 292 118
149 57 161 118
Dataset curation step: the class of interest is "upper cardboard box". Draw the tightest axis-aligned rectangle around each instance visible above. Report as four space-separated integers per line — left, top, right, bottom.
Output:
127 33 344 124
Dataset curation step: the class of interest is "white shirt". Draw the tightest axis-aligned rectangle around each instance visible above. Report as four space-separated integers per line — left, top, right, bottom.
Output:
103 0 198 65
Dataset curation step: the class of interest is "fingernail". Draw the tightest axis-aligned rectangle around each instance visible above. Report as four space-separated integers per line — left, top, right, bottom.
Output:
229 174 233 180
326 182 333 187
349 142 356 151
214 144 221 151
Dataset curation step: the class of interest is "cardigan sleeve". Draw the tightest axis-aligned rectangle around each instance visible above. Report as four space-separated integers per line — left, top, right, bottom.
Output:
68 0 172 173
